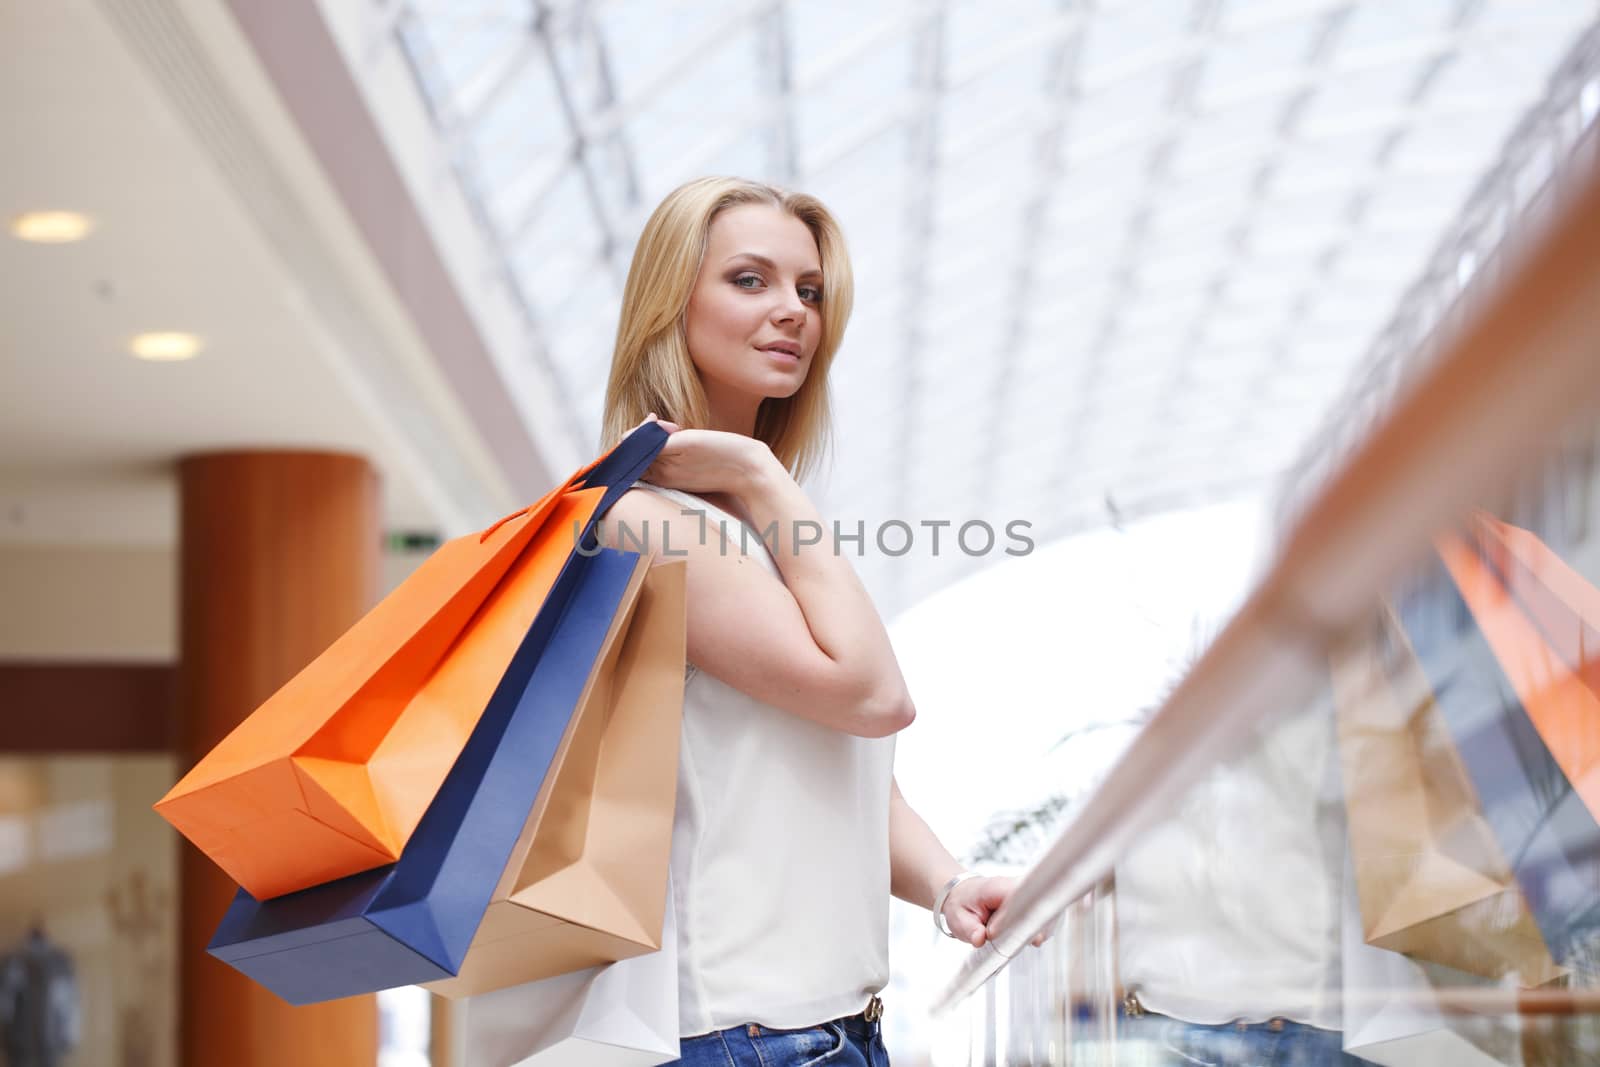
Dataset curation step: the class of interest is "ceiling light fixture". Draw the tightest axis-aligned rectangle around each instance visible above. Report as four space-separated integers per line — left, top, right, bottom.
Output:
130 332 204 362
9 211 95 244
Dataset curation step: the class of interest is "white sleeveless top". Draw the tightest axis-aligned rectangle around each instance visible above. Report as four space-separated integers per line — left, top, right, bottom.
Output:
636 484 895 1037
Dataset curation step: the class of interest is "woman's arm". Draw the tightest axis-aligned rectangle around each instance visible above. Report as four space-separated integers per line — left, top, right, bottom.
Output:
737 445 914 729
890 777 1045 948
601 426 914 737
890 776 965 911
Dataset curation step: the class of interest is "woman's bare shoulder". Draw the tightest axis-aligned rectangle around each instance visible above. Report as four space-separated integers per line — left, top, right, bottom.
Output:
605 485 683 519
599 486 725 560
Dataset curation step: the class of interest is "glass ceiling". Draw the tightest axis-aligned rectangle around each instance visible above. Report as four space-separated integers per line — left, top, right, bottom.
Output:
1278 16 1600 529
388 0 1598 616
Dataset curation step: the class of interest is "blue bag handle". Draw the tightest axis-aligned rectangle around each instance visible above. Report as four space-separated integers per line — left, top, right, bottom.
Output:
576 421 669 504
480 421 670 547
571 421 669 551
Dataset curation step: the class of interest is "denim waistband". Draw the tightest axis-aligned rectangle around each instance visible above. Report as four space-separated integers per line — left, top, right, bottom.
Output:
735 996 883 1042
1120 995 1334 1037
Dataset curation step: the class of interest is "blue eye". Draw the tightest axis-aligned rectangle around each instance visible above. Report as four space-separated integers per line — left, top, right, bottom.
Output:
732 273 763 289
799 286 823 303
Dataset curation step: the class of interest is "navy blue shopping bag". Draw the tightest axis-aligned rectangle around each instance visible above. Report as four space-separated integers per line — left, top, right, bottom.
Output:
208 546 646 1004
1398 550 1600 966
206 425 669 1006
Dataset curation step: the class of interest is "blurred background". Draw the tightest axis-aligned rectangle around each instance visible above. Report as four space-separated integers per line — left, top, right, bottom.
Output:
3 1 1600 1064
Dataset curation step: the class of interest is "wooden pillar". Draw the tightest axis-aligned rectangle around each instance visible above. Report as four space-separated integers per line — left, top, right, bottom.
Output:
177 452 381 1067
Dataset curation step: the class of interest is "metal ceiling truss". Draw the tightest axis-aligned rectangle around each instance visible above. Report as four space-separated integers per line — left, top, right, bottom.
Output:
1225 0 1486 445
760 0 798 184
384 0 1600 616
1275 12 1600 529
531 0 635 284
575 6 766 145
648 7 933 187
1132 1 1358 461
978 0 1089 517
1050 0 1224 496
887 0 949 613
379 0 607 456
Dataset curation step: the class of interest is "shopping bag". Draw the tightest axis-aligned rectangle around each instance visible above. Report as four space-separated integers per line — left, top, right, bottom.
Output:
462 878 680 1067
206 545 653 1005
1330 609 1560 984
1398 541 1600 966
157 424 668 900
1338 853 1521 1067
1472 515 1600 821
427 559 686 998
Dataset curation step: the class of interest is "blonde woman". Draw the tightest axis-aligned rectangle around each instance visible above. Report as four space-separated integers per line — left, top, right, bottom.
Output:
600 177 1034 1066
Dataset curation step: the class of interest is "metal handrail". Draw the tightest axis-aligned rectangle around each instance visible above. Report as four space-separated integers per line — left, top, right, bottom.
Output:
932 145 1600 1014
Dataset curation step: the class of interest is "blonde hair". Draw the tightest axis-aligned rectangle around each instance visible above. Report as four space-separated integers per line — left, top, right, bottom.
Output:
601 176 854 482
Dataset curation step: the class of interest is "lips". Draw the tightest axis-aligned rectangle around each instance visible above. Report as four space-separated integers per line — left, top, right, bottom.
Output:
758 341 801 361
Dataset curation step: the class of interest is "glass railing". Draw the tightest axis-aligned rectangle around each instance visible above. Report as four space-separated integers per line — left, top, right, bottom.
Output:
933 28 1600 1066
940 433 1600 1066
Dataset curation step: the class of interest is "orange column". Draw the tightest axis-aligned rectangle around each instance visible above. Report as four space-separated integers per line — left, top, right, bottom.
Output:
176 452 381 1067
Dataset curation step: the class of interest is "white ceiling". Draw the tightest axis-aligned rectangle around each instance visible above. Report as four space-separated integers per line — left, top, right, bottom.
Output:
3 0 1597 623
0 0 520 547
389 0 1600 614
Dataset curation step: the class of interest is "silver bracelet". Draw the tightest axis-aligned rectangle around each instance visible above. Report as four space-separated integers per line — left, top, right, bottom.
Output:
933 871 982 939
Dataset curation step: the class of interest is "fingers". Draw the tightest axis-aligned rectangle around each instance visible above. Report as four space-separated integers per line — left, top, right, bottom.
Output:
974 877 1015 910
634 412 682 434
946 876 1059 952
953 876 1052 951
971 919 1049 949
941 900 988 947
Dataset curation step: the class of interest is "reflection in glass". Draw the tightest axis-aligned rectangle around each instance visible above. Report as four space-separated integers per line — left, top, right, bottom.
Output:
0 756 176 1067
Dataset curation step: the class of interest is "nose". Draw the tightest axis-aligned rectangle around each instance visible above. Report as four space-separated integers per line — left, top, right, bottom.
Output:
772 289 806 327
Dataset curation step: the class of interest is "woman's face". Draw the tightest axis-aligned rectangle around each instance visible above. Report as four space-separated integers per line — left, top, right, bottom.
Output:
685 203 824 418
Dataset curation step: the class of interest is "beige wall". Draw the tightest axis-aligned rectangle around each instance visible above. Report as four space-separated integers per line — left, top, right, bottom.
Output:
0 547 177 663
0 544 430 663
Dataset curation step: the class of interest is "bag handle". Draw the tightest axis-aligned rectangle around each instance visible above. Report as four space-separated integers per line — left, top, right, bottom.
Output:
576 421 669 497
573 421 670 552
480 422 670 545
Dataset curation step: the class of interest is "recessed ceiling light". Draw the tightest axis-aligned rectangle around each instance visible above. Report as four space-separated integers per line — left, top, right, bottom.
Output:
9 211 95 244
130 332 203 362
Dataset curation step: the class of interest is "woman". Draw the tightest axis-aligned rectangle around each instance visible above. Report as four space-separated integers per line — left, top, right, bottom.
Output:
599 177 1036 1065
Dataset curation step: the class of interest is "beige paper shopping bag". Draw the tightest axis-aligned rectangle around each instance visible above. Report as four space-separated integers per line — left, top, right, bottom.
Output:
428 559 687 998
462 878 680 1067
1331 608 1561 986
1338 851 1523 1067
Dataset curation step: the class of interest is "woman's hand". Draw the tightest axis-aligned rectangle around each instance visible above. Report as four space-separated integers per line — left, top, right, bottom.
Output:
940 875 1053 949
633 414 777 500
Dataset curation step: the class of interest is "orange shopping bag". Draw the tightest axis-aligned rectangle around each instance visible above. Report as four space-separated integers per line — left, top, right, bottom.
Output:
155 425 669 900
1446 518 1600 822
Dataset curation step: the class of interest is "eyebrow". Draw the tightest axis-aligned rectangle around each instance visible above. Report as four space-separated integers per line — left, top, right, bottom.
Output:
723 253 823 279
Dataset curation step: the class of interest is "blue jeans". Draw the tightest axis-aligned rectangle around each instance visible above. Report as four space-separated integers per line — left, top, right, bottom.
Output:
667 1014 889 1067
1121 1011 1367 1066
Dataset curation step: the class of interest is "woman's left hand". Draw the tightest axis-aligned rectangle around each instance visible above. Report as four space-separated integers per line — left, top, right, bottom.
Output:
940 875 1052 949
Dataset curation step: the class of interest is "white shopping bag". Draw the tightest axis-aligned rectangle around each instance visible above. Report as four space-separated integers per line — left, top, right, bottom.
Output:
1339 855 1520 1066
464 879 680 1067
